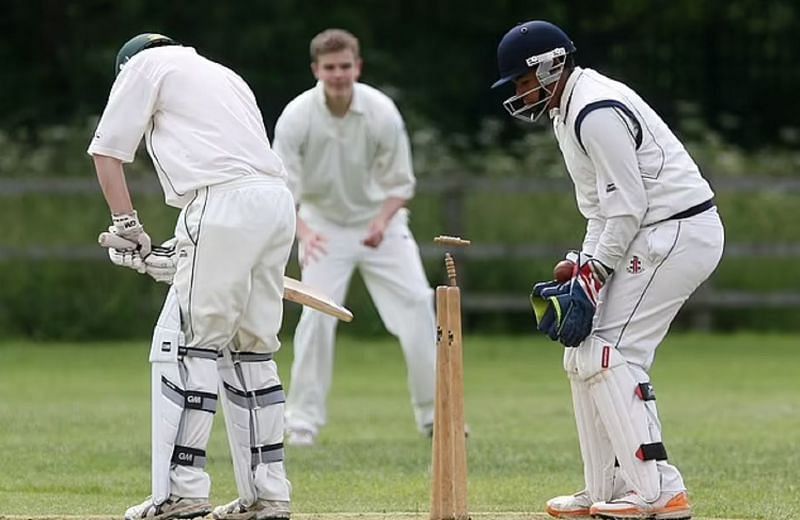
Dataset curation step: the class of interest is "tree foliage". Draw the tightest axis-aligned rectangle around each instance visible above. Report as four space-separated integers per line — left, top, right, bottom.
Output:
2 0 798 148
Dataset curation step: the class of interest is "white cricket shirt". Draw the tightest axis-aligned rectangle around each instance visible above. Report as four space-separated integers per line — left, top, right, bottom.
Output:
550 67 715 269
272 81 415 226
88 46 285 208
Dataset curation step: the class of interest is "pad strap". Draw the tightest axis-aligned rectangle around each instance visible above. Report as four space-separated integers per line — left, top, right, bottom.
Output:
636 442 668 461
222 383 286 409
178 346 218 359
230 351 274 362
635 382 656 401
251 443 285 467
172 446 207 468
162 376 218 414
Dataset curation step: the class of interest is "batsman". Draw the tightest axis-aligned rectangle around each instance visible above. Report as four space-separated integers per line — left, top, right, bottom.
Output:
492 21 725 520
88 34 295 520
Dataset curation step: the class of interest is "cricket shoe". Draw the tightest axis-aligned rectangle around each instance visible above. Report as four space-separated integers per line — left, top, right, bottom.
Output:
589 490 692 520
124 495 211 520
545 490 593 519
212 498 291 520
285 427 316 447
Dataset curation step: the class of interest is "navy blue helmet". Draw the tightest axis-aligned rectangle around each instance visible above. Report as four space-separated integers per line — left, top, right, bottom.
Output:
492 21 576 122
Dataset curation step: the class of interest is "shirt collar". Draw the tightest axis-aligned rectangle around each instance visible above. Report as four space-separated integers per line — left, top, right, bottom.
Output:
314 81 365 115
558 66 583 119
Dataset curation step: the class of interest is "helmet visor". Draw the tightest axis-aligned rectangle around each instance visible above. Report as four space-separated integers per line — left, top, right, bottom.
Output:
501 56 566 123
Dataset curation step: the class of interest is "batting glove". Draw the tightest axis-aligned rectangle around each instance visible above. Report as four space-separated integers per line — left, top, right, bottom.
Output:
144 237 177 284
107 237 177 284
107 246 146 274
111 210 152 258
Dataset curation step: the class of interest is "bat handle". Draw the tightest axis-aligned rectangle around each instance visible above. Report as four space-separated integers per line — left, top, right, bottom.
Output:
98 231 138 249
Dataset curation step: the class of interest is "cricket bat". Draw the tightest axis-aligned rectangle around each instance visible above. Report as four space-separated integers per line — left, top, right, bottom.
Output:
98 231 353 322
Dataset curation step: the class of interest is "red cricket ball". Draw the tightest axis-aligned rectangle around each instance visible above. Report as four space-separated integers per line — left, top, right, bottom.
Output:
553 259 575 283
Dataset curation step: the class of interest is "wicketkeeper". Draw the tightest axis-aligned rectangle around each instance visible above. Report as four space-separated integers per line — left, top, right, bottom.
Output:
89 33 296 520
492 21 725 520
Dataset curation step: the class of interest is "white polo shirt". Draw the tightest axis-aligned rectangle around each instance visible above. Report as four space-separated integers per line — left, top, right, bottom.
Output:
550 67 715 269
88 46 285 208
273 81 415 226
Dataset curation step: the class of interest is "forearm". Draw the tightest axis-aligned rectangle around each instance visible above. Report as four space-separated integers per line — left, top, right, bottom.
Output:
374 196 407 225
592 214 640 270
582 218 605 256
93 154 134 214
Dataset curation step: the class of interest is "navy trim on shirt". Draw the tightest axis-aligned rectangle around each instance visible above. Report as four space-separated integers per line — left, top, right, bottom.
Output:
575 100 643 153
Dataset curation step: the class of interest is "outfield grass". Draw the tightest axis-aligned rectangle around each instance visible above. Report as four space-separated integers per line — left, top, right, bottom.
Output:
0 334 798 519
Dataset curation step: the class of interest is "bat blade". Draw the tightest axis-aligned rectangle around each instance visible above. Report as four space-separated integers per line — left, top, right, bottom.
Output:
283 276 353 322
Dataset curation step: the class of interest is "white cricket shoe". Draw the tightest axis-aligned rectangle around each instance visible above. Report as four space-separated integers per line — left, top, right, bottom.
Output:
589 490 692 520
124 495 211 520
285 428 316 447
212 498 291 520
545 490 593 519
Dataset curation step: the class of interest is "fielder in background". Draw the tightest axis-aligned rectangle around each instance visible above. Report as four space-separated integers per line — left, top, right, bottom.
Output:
492 21 725 520
88 33 295 520
273 28 437 447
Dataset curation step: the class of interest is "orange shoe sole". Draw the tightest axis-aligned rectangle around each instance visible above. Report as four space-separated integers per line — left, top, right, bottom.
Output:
546 505 592 519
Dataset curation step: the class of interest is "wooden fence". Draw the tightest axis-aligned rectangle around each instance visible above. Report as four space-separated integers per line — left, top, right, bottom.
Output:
3 176 800 324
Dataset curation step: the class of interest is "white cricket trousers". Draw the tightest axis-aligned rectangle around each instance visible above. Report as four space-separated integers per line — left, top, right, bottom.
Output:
285 208 437 434
173 176 296 353
169 175 296 499
565 206 724 498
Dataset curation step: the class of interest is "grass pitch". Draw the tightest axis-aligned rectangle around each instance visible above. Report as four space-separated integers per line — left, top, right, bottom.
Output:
0 333 798 519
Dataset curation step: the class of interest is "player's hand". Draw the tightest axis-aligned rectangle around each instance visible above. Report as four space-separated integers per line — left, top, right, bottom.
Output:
105 235 177 284
530 280 569 341
107 245 146 274
362 218 388 248
144 237 177 284
567 251 612 309
531 279 595 347
298 227 328 267
530 253 613 347
111 210 152 257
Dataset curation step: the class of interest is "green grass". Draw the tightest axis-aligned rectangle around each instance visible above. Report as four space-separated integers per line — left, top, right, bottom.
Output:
0 334 798 519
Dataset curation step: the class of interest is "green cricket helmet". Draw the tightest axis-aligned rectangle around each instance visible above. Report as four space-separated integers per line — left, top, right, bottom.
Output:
115 33 180 75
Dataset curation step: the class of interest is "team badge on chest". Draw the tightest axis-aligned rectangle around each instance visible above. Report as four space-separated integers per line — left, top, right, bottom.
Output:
626 255 645 274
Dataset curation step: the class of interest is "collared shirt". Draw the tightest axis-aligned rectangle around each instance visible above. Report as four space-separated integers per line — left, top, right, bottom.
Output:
273 81 415 226
88 46 285 208
550 67 714 268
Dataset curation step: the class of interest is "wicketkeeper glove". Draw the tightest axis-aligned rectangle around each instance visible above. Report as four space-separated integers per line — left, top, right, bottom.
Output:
530 252 613 347
530 280 568 341
111 210 152 258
